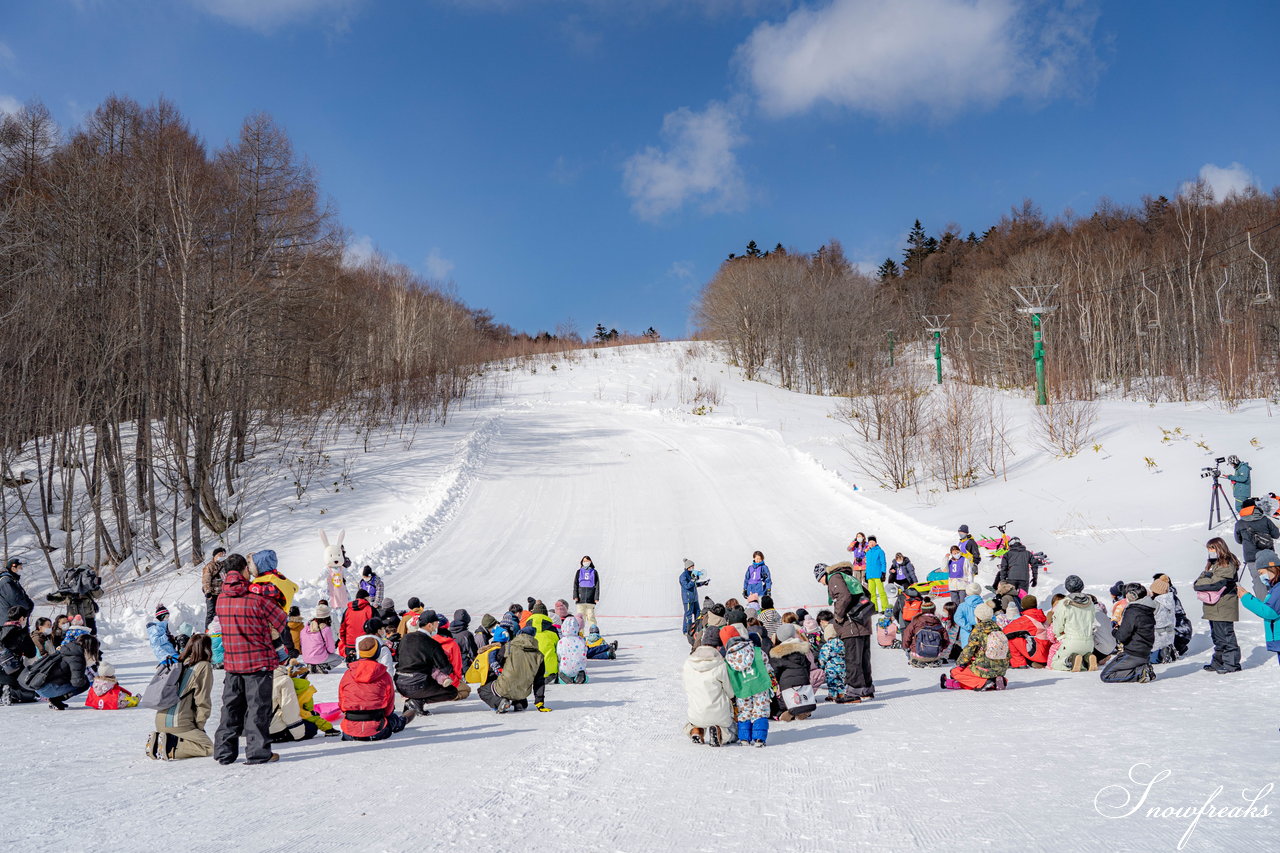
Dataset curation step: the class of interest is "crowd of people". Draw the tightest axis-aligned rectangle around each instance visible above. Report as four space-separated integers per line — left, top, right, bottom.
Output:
679 514 1280 746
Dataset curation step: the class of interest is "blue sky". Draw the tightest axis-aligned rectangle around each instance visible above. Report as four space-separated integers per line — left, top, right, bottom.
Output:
2 0 1278 338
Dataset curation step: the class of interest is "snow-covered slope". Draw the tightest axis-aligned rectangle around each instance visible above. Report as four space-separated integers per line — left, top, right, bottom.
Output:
5 342 1278 852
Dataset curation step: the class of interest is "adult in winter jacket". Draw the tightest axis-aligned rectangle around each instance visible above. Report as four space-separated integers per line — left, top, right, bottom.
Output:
1237 551 1280 666
450 609 479 669
248 550 297 613
339 591 375 660
396 611 458 712
821 561 874 702
201 548 227 629
954 584 985 647
1234 500 1279 597
769 623 816 720
0 558 34 619
54 564 101 635
1050 577 1100 671
1226 456 1251 511
1002 595 1050 668
149 635 214 760
888 554 918 589
358 566 385 609
28 629 99 708
573 556 601 627
957 525 982 573
147 604 179 665
213 562 289 765
1194 538 1242 674
1100 584 1158 683
942 603 1008 690
997 539 1038 592
864 537 889 612
680 559 710 634
0 606 39 703
339 636 414 740
479 626 549 713
902 600 949 665
682 631 737 745
743 551 772 599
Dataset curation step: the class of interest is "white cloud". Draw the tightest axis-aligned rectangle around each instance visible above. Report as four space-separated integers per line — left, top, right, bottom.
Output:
623 101 747 222
0 42 15 69
342 234 376 268
424 248 455 281
738 0 1099 119
190 0 364 33
0 96 21 117
1181 162 1258 203
667 260 696 280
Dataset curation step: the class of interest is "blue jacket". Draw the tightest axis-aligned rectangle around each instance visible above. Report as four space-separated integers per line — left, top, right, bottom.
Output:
147 620 178 664
1241 582 1280 651
955 594 984 647
679 569 708 605
743 562 771 597
864 545 886 580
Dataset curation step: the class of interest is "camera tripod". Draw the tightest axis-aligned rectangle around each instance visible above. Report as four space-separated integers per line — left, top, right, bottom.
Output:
1208 475 1238 529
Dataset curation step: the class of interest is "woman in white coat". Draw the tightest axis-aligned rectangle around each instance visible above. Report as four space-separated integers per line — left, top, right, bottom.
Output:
682 629 738 746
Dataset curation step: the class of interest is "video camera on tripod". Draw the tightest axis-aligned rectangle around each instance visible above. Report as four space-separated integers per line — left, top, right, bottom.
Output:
1200 457 1227 479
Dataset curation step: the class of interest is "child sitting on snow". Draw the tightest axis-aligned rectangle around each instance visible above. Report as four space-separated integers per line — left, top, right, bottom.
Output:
300 604 338 674
724 635 773 747
557 616 589 684
84 661 139 709
902 599 949 667
875 611 900 649
584 624 618 659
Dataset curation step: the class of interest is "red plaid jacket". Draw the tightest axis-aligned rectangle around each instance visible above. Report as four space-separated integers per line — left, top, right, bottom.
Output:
217 570 288 674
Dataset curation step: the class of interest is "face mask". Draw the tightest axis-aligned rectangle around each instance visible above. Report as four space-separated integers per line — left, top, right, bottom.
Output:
1207 553 1218 561
41 627 52 635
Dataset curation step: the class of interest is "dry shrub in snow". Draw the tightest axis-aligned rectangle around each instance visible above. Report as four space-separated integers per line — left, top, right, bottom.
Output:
1034 397 1099 457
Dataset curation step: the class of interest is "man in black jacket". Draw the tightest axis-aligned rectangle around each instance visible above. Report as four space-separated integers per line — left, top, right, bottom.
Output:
394 610 457 714
1100 583 1157 684
0 558 34 618
997 538 1038 592
1235 499 1280 597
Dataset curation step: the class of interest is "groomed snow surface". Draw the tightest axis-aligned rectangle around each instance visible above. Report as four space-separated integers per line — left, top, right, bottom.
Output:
4 342 1279 852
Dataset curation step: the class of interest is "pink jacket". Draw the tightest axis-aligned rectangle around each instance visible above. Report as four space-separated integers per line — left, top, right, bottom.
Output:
300 622 336 665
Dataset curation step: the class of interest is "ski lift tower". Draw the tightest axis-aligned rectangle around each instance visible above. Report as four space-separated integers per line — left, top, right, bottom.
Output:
1012 285 1058 406
921 315 949 385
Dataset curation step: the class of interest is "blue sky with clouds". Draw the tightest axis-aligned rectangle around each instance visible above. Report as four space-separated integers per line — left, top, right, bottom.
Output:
2 0 1278 337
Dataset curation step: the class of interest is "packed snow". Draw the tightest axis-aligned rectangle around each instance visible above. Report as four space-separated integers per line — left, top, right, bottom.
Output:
4 341 1279 852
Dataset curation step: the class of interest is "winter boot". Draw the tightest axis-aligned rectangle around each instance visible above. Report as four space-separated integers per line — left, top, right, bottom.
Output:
736 721 751 743
495 697 512 714
689 727 704 745
751 740 765 748
707 726 722 747
1068 654 1083 673
162 734 180 760
574 671 587 684
403 706 418 725
48 695 68 710
1085 654 1099 672
993 676 1008 690
1138 665 1157 684
940 675 963 690
779 710 794 722
145 732 160 760
0 686 9 706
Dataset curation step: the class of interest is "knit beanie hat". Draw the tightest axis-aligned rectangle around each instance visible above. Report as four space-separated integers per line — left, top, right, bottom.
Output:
313 603 331 619
1109 581 1126 599
519 625 537 637
802 615 819 635
958 524 970 534
775 623 798 642
532 601 548 616
480 613 498 630
795 607 809 621
382 598 396 613
155 603 170 620
701 627 722 648
726 607 747 626
966 582 982 596
356 636 379 658
921 599 936 613
683 558 695 570
719 625 741 648
1065 575 1084 593
1149 576 1170 595
974 602 994 622
97 661 116 680
813 562 829 582
1021 594 1038 610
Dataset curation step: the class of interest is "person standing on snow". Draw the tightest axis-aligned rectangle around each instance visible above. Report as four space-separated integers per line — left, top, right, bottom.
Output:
864 536 888 613
573 556 601 627
743 551 772 600
1194 538 1242 674
997 537 1038 594
680 559 710 634
1235 498 1279 598
359 566 385 609
1226 455 1252 512
957 525 982 575
0 557 34 619
201 547 227 630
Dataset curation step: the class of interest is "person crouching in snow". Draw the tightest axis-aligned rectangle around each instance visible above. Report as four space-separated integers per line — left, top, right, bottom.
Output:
396 610 459 714
148 635 214 760
584 624 618 659
724 634 773 747
769 623 816 721
557 616 589 684
84 661 139 709
940 602 1010 691
478 625 550 714
902 599 949 668
339 636 415 741
148 603 179 665
1099 584 1158 684
267 660 319 743
1002 595 1050 669
1050 576 1100 671
683 628 737 746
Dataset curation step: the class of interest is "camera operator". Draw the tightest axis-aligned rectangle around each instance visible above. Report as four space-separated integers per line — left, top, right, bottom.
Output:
1235 498 1279 598
1226 455 1251 511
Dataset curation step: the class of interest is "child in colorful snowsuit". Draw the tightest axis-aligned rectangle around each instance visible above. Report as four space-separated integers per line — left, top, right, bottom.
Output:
942 603 1010 691
147 604 179 665
584 624 618 659
724 635 772 747
817 623 846 701
556 616 589 684
84 662 139 709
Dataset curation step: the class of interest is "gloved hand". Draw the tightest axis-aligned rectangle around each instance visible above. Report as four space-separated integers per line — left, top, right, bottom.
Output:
535 702 551 713
1032 580 1038 588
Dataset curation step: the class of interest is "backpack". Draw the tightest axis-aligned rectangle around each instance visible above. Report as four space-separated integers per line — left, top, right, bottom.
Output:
984 628 1009 661
914 625 945 659
141 661 185 711
58 565 101 597
902 597 923 623
17 651 63 691
1249 528 1275 552
577 567 597 589
0 643 21 676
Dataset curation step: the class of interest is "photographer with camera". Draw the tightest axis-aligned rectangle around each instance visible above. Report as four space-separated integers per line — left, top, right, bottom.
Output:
1235 498 1279 597
1227 455 1252 511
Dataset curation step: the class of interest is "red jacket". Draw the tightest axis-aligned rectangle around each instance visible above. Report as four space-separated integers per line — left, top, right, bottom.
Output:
216 570 289 674
338 659 395 738
339 599 373 654
1003 607 1050 667
433 634 463 686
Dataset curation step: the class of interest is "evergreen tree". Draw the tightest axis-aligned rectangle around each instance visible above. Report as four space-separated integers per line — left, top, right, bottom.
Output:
745 240 763 258
876 258 901 281
643 327 659 340
967 231 979 244
902 219 936 275
594 323 609 342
